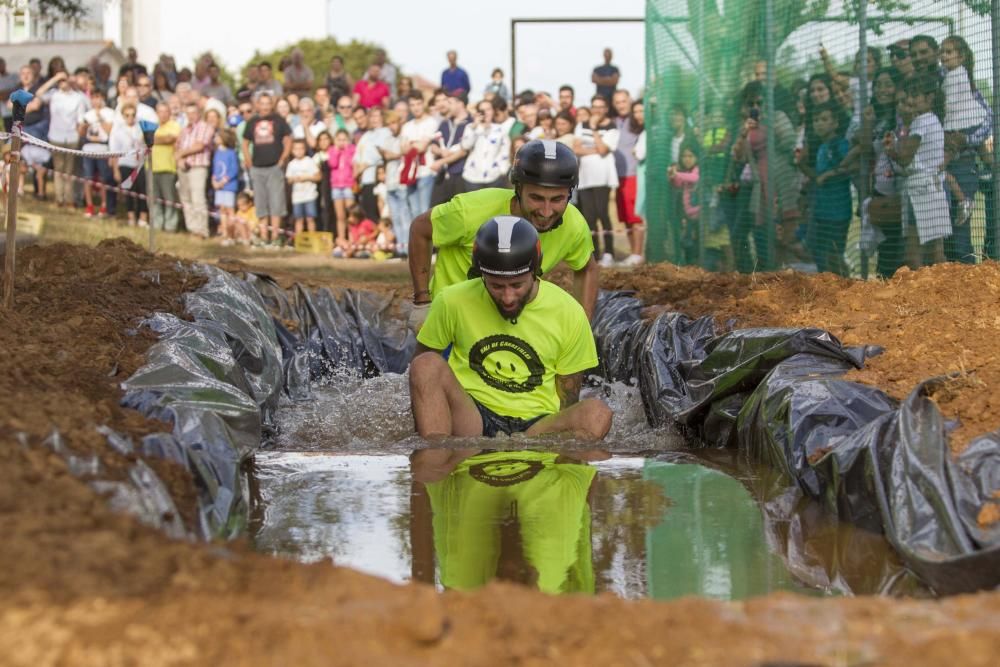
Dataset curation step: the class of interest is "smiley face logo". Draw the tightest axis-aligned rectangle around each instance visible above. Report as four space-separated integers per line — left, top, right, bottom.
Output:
468 458 544 487
468 334 544 394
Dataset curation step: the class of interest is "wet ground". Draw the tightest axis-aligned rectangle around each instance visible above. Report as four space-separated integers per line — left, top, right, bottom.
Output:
248 376 924 601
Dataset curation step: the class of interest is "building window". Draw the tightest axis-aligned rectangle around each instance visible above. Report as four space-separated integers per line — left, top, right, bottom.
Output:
11 9 30 43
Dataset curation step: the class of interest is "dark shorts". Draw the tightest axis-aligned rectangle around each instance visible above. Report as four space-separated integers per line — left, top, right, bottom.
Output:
474 400 546 438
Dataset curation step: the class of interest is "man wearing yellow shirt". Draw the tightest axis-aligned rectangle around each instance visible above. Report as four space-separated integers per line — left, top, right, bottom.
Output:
151 101 181 232
407 139 599 330
410 216 611 441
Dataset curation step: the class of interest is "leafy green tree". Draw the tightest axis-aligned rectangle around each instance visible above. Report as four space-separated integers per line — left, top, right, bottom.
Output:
0 0 87 28
241 37 389 90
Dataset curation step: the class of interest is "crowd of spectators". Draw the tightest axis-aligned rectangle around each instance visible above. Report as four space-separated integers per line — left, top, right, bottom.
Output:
0 45 649 265
667 34 998 276
5 34 990 275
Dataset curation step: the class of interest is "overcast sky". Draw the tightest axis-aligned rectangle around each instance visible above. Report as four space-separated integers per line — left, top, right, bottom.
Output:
155 0 647 101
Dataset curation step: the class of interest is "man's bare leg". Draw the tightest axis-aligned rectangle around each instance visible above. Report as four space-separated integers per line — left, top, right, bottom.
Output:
524 398 612 441
409 352 483 439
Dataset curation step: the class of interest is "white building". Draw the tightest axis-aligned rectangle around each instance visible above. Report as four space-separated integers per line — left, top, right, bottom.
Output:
0 0 154 71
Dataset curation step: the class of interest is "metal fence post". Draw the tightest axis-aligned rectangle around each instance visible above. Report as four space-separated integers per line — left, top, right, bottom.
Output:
858 0 869 279
764 0 777 270
992 0 1000 262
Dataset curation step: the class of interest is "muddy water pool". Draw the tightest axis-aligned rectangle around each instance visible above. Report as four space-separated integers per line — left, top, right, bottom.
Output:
248 376 923 599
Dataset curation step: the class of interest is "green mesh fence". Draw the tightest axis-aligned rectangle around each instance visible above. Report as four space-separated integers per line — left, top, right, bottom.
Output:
644 1 1000 277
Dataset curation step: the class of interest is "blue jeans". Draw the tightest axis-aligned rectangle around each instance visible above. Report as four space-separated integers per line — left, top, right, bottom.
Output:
945 154 978 264
387 187 412 251
406 175 435 220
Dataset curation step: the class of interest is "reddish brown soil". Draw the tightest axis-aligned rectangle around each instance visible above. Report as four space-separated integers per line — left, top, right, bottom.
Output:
2 240 1000 666
601 262 1000 453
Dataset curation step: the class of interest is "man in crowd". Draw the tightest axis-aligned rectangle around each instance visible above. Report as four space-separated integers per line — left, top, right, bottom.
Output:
294 96 327 152
558 85 576 118
909 35 940 77
373 48 397 91
409 216 611 441
401 90 440 218
175 103 214 239
353 62 391 110
202 64 234 106
430 91 470 206
242 92 292 244
1 57 22 128
255 62 284 97
408 139 599 331
150 101 181 232
282 48 314 96
441 50 471 96
591 48 620 107
136 74 157 107
612 89 643 265
354 106 390 220
236 64 259 102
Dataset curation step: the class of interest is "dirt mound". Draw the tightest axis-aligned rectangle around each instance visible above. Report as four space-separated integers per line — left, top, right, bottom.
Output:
602 262 1000 451
2 239 999 665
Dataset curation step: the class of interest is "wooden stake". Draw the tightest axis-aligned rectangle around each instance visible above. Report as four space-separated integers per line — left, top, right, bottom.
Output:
3 122 22 309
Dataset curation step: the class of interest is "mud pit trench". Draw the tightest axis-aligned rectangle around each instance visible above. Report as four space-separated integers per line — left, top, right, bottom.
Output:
3 239 1000 666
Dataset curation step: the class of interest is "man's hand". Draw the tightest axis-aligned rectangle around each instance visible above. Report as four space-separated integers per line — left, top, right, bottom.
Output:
407 301 431 332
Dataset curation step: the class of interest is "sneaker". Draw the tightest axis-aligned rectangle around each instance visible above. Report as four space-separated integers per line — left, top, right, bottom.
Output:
220 239 235 247
619 254 644 267
599 253 615 268
98 206 108 217
957 199 974 226
84 205 95 218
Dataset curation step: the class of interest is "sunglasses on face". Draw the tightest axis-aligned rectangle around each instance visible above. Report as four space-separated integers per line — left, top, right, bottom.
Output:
890 50 909 59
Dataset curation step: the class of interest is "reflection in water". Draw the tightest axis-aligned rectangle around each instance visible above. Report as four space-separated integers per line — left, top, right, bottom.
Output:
411 450 599 594
248 383 923 600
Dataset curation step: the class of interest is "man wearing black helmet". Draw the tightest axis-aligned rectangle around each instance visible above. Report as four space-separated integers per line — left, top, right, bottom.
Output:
407 139 599 331
410 216 612 441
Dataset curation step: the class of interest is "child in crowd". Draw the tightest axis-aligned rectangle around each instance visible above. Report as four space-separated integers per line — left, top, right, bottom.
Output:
372 218 396 260
373 164 389 221
940 36 987 140
286 138 321 237
234 192 260 246
212 128 242 245
940 35 985 227
668 142 709 266
313 131 333 233
797 102 852 276
886 74 950 267
327 128 357 243
334 205 377 258
81 89 115 217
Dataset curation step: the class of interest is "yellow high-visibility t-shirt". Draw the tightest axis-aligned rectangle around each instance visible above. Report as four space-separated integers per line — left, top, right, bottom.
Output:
428 188 594 298
417 279 598 420
151 119 180 174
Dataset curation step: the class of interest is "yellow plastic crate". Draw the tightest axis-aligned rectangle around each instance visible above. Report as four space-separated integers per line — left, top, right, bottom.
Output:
0 212 44 236
293 231 334 254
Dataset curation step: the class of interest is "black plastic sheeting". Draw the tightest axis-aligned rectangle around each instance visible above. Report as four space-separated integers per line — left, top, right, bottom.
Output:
112 267 414 540
591 290 1000 595
107 269 998 595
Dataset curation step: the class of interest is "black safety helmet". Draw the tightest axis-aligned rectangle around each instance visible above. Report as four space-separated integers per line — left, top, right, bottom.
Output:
509 139 579 190
469 216 543 279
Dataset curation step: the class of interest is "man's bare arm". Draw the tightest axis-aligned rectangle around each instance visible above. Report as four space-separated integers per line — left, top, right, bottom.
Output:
572 256 600 321
408 211 434 300
556 373 583 409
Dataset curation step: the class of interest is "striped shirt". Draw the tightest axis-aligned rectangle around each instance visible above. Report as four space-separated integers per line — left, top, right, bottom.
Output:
176 120 215 169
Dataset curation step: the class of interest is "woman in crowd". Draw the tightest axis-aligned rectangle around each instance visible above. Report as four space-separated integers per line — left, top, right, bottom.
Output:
460 97 511 191
109 103 148 227
325 55 354 103
574 94 620 267
151 68 173 103
730 81 801 271
858 67 905 277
